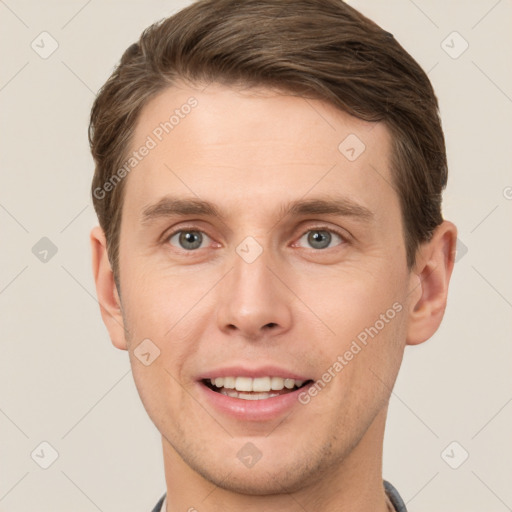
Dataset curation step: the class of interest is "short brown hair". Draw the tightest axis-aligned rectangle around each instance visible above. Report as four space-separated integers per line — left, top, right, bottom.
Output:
89 0 447 281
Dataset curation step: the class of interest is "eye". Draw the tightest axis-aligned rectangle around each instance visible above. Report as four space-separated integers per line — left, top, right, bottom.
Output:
295 227 346 250
167 229 212 251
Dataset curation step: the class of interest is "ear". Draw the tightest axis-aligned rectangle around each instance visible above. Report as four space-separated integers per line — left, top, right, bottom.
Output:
406 220 458 346
90 226 127 350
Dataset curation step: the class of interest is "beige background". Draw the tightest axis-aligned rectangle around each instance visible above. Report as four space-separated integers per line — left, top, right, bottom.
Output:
1 0 511 510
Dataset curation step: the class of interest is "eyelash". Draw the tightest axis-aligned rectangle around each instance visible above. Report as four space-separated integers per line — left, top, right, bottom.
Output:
164 224 349 253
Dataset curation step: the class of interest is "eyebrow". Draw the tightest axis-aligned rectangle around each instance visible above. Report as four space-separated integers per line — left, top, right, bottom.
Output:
140 195 374 225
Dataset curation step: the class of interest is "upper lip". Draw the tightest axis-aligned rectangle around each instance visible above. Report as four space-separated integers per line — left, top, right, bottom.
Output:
197 365 311 381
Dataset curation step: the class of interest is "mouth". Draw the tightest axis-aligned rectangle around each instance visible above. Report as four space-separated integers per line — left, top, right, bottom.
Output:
202 376 313 401
197 367 315 421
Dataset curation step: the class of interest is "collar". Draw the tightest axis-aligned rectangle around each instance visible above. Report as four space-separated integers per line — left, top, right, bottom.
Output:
156 479 407 511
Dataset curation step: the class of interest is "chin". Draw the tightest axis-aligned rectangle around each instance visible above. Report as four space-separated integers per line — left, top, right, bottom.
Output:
198 460 317 496
177 441 327 496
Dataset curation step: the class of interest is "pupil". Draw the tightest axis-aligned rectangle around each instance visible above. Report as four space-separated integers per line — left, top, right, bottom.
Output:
181 231 202 249
309 230 330 249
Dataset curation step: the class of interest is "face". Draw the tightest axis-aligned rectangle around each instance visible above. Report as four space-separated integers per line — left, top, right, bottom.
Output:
110 83 418 494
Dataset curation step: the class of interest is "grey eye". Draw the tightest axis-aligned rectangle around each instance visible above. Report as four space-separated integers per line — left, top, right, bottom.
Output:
168 230 209 250
298 229 343 250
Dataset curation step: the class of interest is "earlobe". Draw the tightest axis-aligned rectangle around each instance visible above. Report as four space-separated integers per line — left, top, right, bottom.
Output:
406 221 457 346
90 226 127 350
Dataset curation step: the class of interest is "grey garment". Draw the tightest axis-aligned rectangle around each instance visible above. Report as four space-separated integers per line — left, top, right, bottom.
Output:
151 480 407 512
151 493 165 512
384 480 408 512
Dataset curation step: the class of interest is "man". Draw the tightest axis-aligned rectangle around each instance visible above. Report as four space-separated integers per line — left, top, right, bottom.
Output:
88 1 457 510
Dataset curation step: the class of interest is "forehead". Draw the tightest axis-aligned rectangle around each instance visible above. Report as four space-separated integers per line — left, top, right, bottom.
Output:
122 82 398 224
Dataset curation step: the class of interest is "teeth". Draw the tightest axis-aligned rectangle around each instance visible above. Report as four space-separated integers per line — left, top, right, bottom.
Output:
223 376 236 389
284 378 295 389
220 389 281 400
212 377 236 389
209 376 306 392
271 376 284 390
235 376 252 392
252 377 271 392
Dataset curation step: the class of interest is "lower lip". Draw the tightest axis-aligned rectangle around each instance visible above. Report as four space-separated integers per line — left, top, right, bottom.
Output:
198 381 312 421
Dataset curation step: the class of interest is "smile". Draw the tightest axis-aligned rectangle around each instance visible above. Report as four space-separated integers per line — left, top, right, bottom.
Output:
203 376 311 400
197 366 315 420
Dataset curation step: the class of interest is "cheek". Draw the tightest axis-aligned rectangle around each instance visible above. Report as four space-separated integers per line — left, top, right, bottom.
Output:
124 289 197 430
120 265 211 388
120 260 187 339
301 261 408 395
296 261 405 337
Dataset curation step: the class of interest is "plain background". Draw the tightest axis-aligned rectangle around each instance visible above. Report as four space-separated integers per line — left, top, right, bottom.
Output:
0 0 511 511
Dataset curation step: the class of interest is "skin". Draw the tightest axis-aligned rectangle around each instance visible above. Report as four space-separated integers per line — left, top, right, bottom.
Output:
91 82 457 512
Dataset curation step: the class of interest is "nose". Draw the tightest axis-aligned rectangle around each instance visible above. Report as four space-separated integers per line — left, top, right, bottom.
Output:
216 241 293 341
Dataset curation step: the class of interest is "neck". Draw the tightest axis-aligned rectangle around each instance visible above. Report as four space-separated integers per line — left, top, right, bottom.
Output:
161 405 391 512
